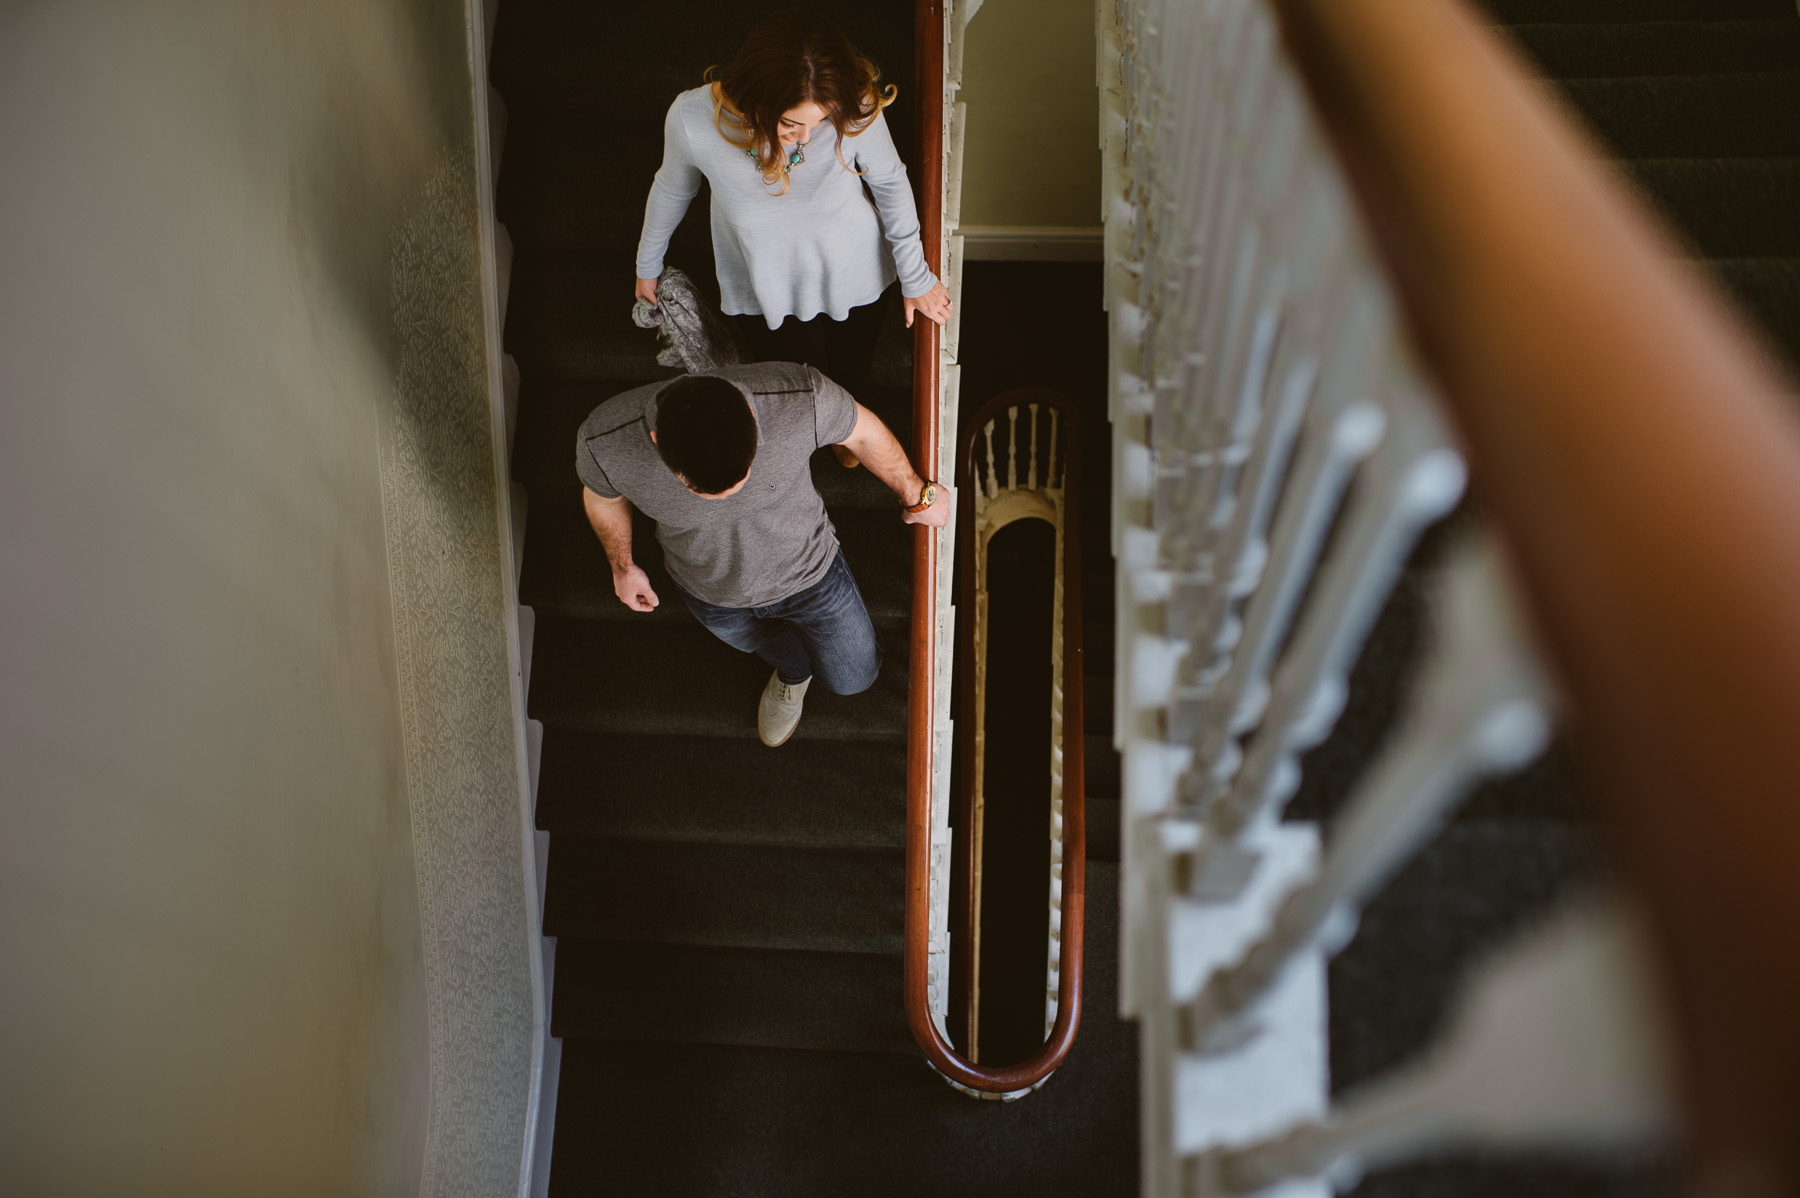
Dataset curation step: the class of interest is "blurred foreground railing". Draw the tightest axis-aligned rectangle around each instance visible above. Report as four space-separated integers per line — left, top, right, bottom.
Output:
1091 0 1800 1190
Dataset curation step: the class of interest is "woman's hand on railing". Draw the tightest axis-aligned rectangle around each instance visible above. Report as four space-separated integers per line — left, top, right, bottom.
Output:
904 280 954 328
635 275 659 307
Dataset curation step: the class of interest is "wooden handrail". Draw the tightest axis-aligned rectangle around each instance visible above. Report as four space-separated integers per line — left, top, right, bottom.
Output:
948 389 1087 1074
902 0 950 1083
1269 0 1800 1182
903 1 1088 1093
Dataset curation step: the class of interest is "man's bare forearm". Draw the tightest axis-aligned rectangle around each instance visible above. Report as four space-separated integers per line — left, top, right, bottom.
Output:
583 486 661 612
582 487 635 573
840 403 928 506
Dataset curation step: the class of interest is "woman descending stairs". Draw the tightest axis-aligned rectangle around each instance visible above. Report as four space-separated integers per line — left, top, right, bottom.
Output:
491 2 1136 1193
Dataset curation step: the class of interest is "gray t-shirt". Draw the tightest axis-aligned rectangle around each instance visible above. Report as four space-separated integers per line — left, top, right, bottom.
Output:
576 362 859 608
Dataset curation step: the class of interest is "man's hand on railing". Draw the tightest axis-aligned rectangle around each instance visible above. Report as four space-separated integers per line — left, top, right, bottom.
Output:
901 479 952 529
903 280 954 328
837 402 953 529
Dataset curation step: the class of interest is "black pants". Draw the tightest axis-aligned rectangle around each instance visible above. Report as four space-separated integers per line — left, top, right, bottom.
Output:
727 285 890 396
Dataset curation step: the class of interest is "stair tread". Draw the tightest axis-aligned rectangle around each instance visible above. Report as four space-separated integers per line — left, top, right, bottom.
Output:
1501 19 1800 78
495 88 703 253
1618 157 1800 258
551 940 912 1053
534 728 906 847
543 837 905 952
546 861 1138 1198
529 615 910 740
1085 794 1122 864
1084 733 1121 801
491 6 918 136
1477 0 1796 23
1701 255 1800 367
1559 72 1800 159
505 252 678 383
1084 688 1114 736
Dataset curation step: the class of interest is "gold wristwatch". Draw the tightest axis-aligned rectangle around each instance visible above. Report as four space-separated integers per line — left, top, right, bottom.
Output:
904 480 938 513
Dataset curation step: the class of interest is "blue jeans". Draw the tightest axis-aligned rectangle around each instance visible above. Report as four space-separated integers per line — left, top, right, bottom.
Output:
676 550 882 694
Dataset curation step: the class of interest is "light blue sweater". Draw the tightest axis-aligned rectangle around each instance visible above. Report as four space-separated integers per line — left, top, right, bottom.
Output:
634 87 939 329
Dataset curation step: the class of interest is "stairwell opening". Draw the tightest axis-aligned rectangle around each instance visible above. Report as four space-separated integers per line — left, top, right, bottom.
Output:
953 516 1058 1065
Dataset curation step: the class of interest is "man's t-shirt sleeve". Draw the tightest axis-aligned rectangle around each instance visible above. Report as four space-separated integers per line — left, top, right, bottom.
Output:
576 437 622 499
811 367 859 448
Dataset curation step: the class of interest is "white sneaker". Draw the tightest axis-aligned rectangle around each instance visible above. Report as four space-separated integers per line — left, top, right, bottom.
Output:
758 672 811 747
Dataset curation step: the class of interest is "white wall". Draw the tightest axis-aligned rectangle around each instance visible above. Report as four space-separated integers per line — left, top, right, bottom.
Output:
959 0 1103 248
0 4 487 1193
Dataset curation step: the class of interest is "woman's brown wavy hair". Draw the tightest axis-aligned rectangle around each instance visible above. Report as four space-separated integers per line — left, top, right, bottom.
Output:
705 11 897 195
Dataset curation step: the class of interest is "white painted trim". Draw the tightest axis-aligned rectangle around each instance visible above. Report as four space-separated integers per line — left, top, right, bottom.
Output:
960 225 1106 261
530 937 562 1198
529 1033 563 1198
925 0 966 1065
466 2 548 1196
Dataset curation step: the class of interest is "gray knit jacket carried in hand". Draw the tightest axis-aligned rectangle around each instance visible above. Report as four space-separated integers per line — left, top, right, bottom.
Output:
631 267 740 372
634 86 940 330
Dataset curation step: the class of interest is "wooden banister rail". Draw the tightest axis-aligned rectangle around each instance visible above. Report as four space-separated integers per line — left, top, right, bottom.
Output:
1269 0 1800 1182
903 1 1087 1094
903 0 953 1084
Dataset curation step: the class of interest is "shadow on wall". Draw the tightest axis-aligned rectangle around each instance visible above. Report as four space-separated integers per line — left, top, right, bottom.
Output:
285 0 478 377
0 2 528 1195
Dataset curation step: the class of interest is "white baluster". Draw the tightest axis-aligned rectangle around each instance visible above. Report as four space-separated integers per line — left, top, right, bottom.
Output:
1028 402 1040 491
1099 5 1662 1192
984 420 999 501
1202 900 1673 1194
1206 392 1467 834
1184 536 1555 1048
1169 181 1348 667
1007 406 1019 491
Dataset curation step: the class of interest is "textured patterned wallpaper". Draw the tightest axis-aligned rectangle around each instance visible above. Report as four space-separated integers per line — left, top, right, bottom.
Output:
381 146 535 1198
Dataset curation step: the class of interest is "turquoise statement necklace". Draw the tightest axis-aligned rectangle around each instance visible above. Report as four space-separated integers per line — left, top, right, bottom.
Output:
749 142 805 169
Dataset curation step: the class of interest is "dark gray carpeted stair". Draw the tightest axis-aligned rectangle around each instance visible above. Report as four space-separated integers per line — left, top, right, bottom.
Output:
1557 74 1800 159
548 863 1135 1197
1620 159 1800 257
493 2 1135 1193
1503 20 1800 77
1492 3 1800 370
528 614 911 737
533 730 908 847
1480 0 1793 21
1289 2 1800 1193
543 838 905 952
551 940 914 1052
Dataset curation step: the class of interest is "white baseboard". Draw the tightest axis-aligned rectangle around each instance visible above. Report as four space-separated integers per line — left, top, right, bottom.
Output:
959 225 1105 262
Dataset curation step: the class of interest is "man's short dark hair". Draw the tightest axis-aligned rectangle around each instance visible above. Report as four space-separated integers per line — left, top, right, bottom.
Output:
655 375 758 494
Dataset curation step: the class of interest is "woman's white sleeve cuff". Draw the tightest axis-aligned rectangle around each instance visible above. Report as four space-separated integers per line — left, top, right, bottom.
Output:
901 271 940 300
